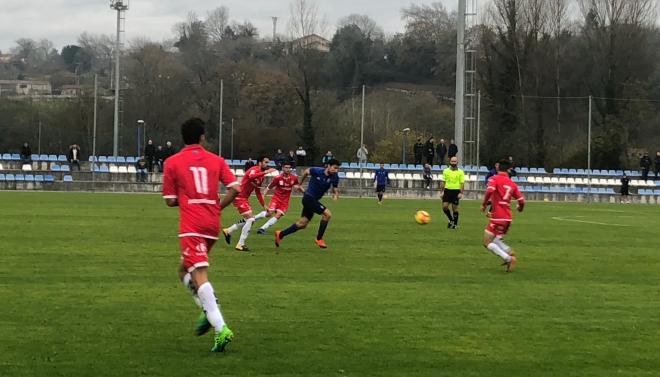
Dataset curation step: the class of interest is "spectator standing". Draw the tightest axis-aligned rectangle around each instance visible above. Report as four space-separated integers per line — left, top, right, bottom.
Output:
423 163 433 189
640 153 652 181
654 152 660 179
485 162 499 184
135 156 148 182
448 139 458 159
286 150 297 169
620 174 630 204
163 141 176 161
68 144 82 171
244 157 255 171
437 139 447 165
413 138 424 165
144 140 156 172
357 144 368 165
156 145 165 172
507 155 517 177
274 149 286 171
321 151 334 166
423 137 435 165
20 142 32 163
296 146 307 167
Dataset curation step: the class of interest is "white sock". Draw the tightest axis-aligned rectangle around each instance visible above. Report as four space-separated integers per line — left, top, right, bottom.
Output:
487 243 512 262
197 282 226 331
494 237 511 254
254 211 268 220
227 221 245 234
238 218 255 246
260 217 279 231
182 273 202 308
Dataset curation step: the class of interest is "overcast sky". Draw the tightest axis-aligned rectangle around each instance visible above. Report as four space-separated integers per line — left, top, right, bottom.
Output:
0 0 456 52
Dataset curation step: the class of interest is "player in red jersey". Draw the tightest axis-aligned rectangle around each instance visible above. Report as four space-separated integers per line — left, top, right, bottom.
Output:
480 159 525 273
222 156 276 251
162 118 240 352
254 162 304 234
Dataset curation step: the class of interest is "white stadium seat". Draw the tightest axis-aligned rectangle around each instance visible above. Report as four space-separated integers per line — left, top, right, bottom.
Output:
598 179 608 185
346 172 357 179
118 166 128 174
543 177 552 184
404 173 414 181
362 172 374 179
234 169 244 177
109 165 119 174
550 177 559 184
559 177 568 184
22 164 33 171
127 166 137 174
566 178 576 185
0 163 3 170
412 174 423 181
575 178 584 185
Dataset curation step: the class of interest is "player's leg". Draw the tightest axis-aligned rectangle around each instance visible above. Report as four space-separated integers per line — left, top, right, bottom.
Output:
483 224 516 272
315 208 331 248
254 209 269 220
259 210 283 233
276 216 310 247
236 212 254 251
452 201 460 228
442 201 453 227
225 219 246 234
191 267 233 352
225 199 249 236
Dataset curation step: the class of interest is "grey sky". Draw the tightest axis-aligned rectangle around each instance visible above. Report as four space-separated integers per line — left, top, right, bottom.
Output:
0 0 455 52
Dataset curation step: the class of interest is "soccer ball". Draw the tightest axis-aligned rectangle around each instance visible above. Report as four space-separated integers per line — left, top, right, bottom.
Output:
415 210 431 225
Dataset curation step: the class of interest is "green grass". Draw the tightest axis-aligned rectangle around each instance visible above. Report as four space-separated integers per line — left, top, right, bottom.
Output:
1 191 659 376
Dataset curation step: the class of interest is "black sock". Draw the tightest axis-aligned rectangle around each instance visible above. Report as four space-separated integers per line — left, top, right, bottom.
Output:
377 193 383 202
281 223 299 238
317 220 329 241
443 208 453 222
453 211 459 225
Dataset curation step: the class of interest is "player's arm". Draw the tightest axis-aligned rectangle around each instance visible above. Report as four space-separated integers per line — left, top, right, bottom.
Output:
218 158 240 209
331 175 339 201
162 161 178 207
299 168 311 185
255 186 266 207
481 181 496 212
458 172 465 199
220 186 239 209
513 185 525 212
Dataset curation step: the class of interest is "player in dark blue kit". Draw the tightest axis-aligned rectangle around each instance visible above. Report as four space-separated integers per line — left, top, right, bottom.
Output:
373 163 391 205
275 159 341 249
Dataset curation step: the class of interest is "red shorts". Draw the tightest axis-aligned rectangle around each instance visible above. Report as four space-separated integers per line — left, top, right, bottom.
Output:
486 220 511 237
268 196 290 215
180 236 216 273
233 197 252 215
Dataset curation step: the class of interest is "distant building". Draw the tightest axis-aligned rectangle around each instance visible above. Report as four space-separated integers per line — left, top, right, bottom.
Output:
0 80 52 96
0 54 13 63
61 85 84 97
291 34 330 53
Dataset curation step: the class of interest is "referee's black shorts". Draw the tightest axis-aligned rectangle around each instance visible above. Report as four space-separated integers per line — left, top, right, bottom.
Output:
442 189 461 205
376 185 386 193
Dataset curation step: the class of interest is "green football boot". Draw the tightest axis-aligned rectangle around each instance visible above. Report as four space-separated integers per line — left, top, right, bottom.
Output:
194 312 212 336
211 325 234 352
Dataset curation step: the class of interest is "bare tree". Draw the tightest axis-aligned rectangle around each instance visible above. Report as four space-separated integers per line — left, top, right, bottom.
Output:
205 6 230 43
338 14 384 40
287 0 328 39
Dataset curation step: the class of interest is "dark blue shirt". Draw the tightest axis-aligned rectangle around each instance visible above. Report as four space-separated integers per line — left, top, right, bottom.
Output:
374 168 390 186
306 167 339 200
485 168 497 184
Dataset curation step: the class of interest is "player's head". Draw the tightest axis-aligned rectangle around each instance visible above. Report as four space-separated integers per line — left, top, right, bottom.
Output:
282 163 292 174
257 156 270 169
380 163 385 169
497 159 511 172
449 156 458 168
181 118 206 145
494 162 500 170
326 159 340 174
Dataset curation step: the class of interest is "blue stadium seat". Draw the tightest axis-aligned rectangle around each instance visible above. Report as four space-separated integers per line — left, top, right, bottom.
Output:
57 155 67 162
268 161 276 167
63 175 74 182
60 165 71 172
577 169 585 175
479 166 489 173
100 165 110 173
383 164 391 169
530 168 538 174
1 153 11 160
390 164 399 169
338 172 347 179
512 177 519 182
593 169 601 175
44 175 55 183
432 165 442 171
15 174 25 181
31 154 39 161
406 164 415 170
532 186 542 192
518 167 529 174
51 165 61 172
24 174 34 182
366 163 375 169
88 156 97 162
117 156 126 163
107 156 117 163
34 175 44 182
99 156 108 163
553 168 561 174
561 168 569 175
415 164 423 170
518 177 528 183
341 162 350 168
569 169 577 174
349 163 359 169
38 154 48 161
47 155 57 162
126 157 135 163
0 173 5 181
11 153 20 161
5 174 15 181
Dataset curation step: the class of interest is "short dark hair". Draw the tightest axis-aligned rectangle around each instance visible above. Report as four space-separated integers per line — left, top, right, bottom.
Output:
257 155 269 163
326 159 340 167
181 118 205 145
497 159 511 172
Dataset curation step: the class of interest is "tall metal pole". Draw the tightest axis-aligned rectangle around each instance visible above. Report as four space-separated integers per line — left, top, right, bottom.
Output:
454 0 467 163
112 5 122 157
92 75 98 188
38 119 42 155
476 90 481 172
587 95 593 203
359 85 366 196
219 79 224 156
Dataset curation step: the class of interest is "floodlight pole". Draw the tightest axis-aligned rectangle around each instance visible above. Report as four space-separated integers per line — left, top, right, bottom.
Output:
111 1 128 157
454 0 467 163
92 74 98 189
587 95 592 204
360 85 366 196
219 79 224 156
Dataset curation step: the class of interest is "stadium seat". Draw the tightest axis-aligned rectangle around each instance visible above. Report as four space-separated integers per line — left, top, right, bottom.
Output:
654 190 660 196
117 156 126 163
98 156 108 163
63 175 74 183
31 154 39 161
57 155 67 162
22 164 32 171
479 166 489 173
48 155 58 162
415 164 424 170
109 165 119 174
100 165 110 173
383 164 391 169
44 175 55 183
11 153 20 161
0 163 4 171
51 165 61 172
362 172 374 179
15 174 25 181
127 166 137 174
118 166 128 174
1 153 10 160
569 169 577 175
403 173 413 181
107 156 117 163
24 174 34 182
5 174 15 181
394 173 405 180
366 163 375 169
559 177 567 184
338 172 346 179
407 164 416 170
346 172 357 179
576 169 585 175
553 168 561 174
550 177 559 184
34 175 44 182
598 179 608 185
0 173 4 181
390 164 399 170
88 156 97 162
349 163 358 169
60 165 71 172
233 169 244 177
412 174 423 181
39 154 48 161
126 157 136 164
431 165 442 171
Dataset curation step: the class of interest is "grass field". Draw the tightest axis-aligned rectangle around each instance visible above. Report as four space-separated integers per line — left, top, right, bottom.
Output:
1 191 660 377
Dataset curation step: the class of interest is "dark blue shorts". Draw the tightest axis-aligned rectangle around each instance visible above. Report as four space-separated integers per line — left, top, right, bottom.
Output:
301 195 326 220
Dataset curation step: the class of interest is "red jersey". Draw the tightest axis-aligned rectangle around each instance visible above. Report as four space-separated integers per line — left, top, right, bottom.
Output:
238 165 269 206
268 173 300 204
162 145 238 239
483 172 525 222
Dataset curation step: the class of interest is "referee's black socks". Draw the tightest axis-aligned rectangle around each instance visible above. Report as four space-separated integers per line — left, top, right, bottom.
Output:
453 211 459 226
443 208 453 222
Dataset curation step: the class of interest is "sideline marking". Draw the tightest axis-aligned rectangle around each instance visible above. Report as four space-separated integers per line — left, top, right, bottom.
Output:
551 216 632 227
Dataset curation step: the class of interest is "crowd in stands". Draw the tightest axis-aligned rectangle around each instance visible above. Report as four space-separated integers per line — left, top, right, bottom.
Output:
413 137 459 166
